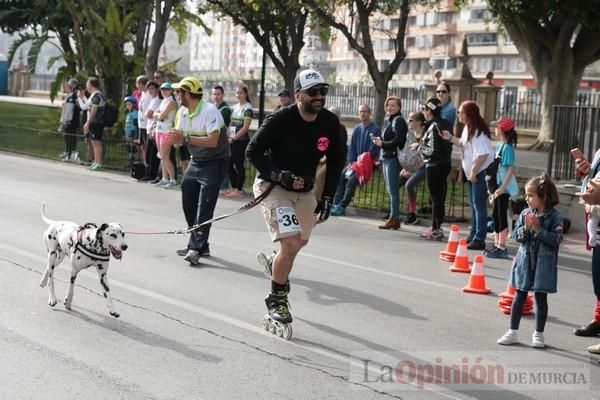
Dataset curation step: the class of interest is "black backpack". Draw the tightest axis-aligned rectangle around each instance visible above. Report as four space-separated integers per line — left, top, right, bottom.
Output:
103 102 119 127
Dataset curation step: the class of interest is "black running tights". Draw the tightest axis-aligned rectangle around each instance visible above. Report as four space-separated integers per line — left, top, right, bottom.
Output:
510 290 548 332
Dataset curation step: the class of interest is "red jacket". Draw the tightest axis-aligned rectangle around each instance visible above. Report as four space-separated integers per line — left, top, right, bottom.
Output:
351 151 376 186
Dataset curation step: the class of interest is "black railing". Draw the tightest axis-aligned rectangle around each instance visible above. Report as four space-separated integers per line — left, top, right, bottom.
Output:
548 106 600 181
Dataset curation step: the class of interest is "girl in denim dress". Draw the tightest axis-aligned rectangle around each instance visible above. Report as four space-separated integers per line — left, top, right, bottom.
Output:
497 174 563 349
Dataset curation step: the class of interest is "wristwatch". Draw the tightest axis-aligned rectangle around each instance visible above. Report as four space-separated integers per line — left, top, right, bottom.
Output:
183 135 190 146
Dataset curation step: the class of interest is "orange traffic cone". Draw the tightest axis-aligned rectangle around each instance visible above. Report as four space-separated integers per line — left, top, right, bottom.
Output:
440 225 460 262
498 284 533 315
450 239 471 273
462 255 491 294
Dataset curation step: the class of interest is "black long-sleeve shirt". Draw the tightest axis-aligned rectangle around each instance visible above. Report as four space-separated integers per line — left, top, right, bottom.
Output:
418 117 453 165
246 105 345 199
380 112 407 159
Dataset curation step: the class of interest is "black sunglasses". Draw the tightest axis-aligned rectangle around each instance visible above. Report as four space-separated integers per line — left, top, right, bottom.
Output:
436 90 448 94
303 86 329 97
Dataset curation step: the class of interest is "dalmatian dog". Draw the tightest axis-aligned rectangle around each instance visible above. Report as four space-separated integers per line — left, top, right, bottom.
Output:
39 202 128 317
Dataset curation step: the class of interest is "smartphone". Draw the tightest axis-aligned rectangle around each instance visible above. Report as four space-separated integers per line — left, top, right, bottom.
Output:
570 147 585 161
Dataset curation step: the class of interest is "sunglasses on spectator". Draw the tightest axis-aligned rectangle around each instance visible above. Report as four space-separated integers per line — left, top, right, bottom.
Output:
436 90 448 94
303 86 329 97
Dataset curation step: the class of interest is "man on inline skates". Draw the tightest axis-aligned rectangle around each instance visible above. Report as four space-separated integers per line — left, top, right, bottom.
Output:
246 69 345 337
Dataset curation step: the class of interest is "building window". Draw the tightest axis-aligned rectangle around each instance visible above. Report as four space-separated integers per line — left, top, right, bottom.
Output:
406 37 415 47
478 58 491 73
465 33 498 46
407 16 416 26
426 11 437 26
469 8 489 22
508 57 527 72
437 12 455 24
493 57 504 71
416 14 425 27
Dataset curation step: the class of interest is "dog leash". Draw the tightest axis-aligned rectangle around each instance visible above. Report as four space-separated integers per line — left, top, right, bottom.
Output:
124 183 275 235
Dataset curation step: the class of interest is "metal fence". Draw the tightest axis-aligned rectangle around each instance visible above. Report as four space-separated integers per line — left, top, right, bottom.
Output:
495 88 600 131
547 105 600 181
0 123 470 222
30 73 600 131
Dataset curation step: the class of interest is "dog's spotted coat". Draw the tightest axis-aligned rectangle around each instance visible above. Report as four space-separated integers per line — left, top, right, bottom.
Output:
40 202 127 317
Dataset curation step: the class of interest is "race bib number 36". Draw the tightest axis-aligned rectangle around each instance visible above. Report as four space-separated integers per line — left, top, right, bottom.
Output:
276 206 301 234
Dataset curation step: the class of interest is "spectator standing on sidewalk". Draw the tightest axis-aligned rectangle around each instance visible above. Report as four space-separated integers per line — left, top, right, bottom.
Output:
372 96 408 230
440 100 494 250
77 76 105 171
145 80 162 183
331 104 380 216
436 82 456 127
212 85 232 192
135 76 150 176
275 89 292 111
154 82 179 188
59 78 80 162
484 117 519 259
415 97 453 241
225 85 253 197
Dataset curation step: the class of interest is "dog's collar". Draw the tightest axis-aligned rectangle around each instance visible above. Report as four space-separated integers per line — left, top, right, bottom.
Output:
75 226 110 262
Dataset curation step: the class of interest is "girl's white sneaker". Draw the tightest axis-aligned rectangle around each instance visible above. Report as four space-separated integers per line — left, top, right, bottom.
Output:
497 329 519 345
532 331 545 348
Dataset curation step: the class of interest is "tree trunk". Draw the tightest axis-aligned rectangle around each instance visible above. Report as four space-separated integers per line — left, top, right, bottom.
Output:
530 55 582 149
282 64 298 95
372 78 389 128
534 75 579 149
145 0 174 76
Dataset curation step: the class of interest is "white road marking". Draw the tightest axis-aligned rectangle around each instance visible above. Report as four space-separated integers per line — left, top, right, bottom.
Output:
0 242 464 399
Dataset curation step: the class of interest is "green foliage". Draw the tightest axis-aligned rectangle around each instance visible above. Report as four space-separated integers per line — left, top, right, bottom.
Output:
172 2 212 43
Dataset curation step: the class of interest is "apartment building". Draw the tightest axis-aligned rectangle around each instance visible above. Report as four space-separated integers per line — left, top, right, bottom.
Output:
190 13 282 80
189 13 332 82
329 0 600 89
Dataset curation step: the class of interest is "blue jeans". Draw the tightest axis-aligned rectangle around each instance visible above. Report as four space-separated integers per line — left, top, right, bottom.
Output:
382 157 401 218
333 169 358 208
466 169 488 243
182 157 228 251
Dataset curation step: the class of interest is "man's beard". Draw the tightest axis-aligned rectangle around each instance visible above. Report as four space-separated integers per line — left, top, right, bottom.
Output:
302 97 325 114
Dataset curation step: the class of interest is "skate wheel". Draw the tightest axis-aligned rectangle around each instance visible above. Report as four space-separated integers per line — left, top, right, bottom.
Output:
282 324 293 340
257 252 267 265
269 322 277 334
275 324 284 337
262 315 271 331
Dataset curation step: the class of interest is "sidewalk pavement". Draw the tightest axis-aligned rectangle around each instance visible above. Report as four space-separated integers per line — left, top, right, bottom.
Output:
339 206 592 265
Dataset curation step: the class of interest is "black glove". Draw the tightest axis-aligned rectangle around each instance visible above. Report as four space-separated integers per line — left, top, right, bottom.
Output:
276 170 314 192
278 170 297 190
314 197 332 222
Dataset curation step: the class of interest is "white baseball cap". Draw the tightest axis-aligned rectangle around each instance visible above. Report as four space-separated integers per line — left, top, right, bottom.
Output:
294 69 327 92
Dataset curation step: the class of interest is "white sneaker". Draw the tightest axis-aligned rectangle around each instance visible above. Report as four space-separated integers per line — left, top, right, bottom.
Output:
153 179 168 186
532 331 545 348
163 179 177 188
183 250 201 265
497 329 519 345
